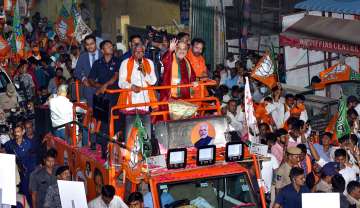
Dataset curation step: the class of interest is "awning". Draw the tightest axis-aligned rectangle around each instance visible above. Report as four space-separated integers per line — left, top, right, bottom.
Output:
295 0 360 15
280 15 360 56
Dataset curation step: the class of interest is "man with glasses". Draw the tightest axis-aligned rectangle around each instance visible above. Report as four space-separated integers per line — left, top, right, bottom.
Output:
275 147 301 194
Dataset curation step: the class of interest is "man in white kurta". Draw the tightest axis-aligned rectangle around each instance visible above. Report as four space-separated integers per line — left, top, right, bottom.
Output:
118 45 157 111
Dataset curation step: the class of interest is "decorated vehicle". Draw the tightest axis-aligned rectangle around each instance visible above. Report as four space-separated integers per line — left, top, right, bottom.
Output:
46 81 266 208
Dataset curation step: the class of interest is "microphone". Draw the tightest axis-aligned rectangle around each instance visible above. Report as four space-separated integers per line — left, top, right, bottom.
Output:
138 58 142 70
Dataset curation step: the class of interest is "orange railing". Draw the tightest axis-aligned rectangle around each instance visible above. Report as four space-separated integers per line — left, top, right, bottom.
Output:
73 80 220 162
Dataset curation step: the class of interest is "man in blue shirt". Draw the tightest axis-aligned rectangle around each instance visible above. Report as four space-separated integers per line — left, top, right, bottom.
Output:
274 167 310 208
5 124 36 204
224 67 240 89
313 132 333 163
88 40 120 99
88 40 120 158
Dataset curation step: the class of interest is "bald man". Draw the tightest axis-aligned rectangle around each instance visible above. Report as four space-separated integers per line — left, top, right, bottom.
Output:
194 123 214 148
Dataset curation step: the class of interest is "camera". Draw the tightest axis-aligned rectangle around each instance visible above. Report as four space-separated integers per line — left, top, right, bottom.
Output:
146 25 167 44
0 124 9 134
6 105 35 129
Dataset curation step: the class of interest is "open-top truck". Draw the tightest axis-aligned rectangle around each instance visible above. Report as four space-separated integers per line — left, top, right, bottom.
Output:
45 81 266 208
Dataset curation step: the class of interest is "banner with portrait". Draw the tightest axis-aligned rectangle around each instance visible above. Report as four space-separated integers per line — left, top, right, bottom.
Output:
155 116 228 149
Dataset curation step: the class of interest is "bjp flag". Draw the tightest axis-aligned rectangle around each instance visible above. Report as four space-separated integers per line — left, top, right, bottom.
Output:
4 0 13 11
10 0 25 58
251 52 278 89
0 35 11 58
55 5 75 42
313 63 355 90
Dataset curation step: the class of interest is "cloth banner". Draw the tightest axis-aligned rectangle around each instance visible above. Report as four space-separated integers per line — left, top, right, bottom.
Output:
55 5 75 42
244 77 259 143
74 16 92 43
313 63 360 90
336 96 351 139
251 52 277 89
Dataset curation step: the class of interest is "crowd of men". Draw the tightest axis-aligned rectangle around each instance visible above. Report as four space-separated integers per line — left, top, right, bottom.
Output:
2 8 360 208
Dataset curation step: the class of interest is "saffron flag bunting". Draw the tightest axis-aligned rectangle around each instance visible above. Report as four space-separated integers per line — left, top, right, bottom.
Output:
251 52 278 89
312 63 360 90
55 5 75 42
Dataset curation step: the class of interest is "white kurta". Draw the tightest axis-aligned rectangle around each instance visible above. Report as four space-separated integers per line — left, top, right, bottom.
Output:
265 101 288 129
118 58 157 111
227 107 245 132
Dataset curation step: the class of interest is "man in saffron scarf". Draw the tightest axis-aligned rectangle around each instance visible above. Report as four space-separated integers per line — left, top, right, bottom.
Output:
186 38 208 98
160 39 196 102
118 44 157 112
186 38 207 79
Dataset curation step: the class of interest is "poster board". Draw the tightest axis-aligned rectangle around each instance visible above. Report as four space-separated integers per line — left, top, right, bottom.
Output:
155 116 228 149
0 153 16 206
302 193 339 208
58 180 88 208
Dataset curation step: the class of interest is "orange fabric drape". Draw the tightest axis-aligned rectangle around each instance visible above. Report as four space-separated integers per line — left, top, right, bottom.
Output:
186 50 208 98
186 50 207 78
255 103 274 126
290 104 305 119
305 155 312 175
325 113 339 145
170 53 192 98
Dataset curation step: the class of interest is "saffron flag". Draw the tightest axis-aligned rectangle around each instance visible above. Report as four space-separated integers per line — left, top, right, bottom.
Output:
11 0 25 58
28 0 36 10
312 63 360 90
244 77 259 143
4 0 13 11
251 52 278 89
336 97 351 139
0 35 11 58
55 5 75 42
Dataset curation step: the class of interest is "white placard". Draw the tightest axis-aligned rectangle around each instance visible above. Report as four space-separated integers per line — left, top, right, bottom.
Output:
249 143 268 157
228 144 242 157
302 193 340 208
146 155 166 168
58 180 88 208
199 148 213 161
169 151 185 164
0 153 16 205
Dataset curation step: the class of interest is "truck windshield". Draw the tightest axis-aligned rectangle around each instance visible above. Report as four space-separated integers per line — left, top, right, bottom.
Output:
157 173 258 208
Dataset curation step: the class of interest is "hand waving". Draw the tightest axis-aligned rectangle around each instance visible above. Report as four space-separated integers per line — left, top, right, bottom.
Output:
169 38 178 52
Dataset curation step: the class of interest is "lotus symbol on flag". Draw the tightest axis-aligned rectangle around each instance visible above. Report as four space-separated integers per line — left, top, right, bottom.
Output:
255 55 274 77
251 53 278 89
57 20 68 40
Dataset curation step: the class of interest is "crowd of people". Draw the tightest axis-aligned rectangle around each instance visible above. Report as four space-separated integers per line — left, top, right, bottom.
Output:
1 6 360 208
